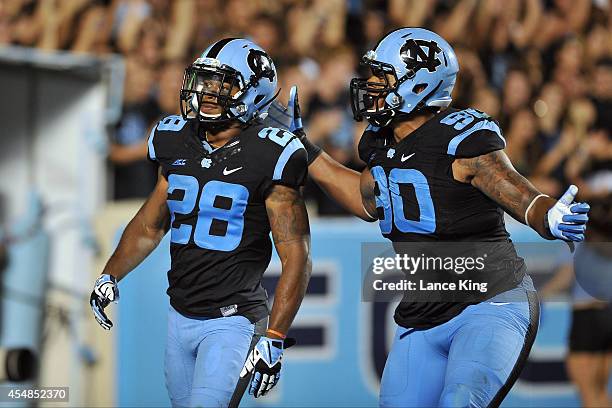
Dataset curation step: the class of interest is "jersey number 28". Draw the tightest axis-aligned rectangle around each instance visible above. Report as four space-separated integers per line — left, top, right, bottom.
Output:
167 174 248 252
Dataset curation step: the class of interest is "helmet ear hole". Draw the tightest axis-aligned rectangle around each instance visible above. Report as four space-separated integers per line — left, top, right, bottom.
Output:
254 94 265 105
413 83 427 94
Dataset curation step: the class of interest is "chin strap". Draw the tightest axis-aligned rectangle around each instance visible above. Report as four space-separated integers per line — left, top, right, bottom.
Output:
197 119 236 137
369 109 396 127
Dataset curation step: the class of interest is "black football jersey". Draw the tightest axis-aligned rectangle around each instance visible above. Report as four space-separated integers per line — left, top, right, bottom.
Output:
148 115 307 323
359 108 527 329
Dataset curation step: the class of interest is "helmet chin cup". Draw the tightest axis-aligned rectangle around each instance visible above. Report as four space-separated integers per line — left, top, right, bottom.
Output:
365 93 401 127
367 109 395 127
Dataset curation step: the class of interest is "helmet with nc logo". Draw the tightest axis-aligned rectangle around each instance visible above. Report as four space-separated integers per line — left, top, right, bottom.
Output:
180 38 278 125
350 28 459 127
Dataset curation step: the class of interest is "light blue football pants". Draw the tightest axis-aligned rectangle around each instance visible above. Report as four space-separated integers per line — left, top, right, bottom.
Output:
380 288 539 407
164 306 262 407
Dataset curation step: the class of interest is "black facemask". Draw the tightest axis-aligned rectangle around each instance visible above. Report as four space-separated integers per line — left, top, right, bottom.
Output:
350 58 404 127
180 64 244 124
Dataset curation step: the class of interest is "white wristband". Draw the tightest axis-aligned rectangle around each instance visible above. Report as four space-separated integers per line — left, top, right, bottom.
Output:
524 194 549 227
362 203 377 221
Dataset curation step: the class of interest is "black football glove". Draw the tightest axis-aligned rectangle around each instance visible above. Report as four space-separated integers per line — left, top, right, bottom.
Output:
240 336 296 397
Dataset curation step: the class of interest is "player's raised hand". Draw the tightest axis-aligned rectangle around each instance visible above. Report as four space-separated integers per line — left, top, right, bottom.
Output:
547 185 590 242
287 85 303 133
90 274 119 330
240 336 295 398
286 85 321 164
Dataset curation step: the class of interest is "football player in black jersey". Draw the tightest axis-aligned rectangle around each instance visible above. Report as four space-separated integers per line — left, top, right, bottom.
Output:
89 38 311 407
289 28 590 407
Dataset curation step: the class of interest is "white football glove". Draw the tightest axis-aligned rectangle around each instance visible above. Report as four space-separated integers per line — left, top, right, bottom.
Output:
546 185 590 242
90 274 119 330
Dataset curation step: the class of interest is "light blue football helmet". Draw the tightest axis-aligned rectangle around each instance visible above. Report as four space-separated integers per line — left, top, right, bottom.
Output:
350 28 459 127
180 38 278 125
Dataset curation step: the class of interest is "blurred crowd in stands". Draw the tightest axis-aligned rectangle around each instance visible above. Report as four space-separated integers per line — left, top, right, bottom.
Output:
0 0 610 219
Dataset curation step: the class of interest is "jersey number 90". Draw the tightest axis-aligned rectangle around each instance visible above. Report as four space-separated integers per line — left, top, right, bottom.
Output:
167 174 249 252
371 167 436 234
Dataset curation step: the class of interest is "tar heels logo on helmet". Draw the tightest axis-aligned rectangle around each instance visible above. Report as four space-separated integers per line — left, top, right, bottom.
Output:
247 49 275 82
350 28 459 127
399 39 442 76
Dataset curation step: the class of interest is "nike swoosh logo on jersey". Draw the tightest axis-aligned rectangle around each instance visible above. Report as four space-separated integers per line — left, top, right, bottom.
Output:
223 166 243 176
401 153 415 162
489 302 510 306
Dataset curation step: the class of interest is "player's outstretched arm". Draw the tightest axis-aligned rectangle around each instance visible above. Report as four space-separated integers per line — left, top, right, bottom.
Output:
284 86 376 221
240 185 311 398
90 170 170 330
308 153 378 221
453 150 590 242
